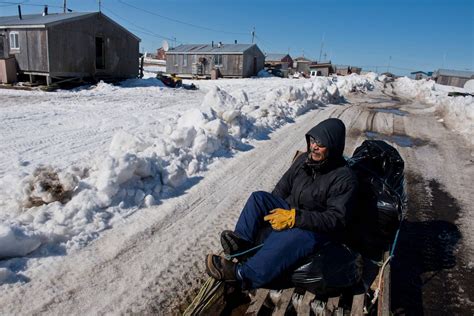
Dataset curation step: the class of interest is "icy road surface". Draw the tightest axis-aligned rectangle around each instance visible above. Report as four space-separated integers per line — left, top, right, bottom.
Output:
0 81 473 314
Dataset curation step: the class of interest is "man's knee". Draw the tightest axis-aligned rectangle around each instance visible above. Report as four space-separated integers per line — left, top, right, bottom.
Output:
249 191 271 200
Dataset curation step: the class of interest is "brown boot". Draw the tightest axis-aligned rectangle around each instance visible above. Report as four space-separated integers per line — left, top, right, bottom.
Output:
220 230 254 257
205 254 237 281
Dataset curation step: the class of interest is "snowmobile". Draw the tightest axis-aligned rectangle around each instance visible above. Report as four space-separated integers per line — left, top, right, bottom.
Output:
185 140 406 316
156 72 198 90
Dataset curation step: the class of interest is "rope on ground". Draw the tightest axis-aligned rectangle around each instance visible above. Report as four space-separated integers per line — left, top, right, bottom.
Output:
183 277 224 316
370 226 402 305
224 243 263 260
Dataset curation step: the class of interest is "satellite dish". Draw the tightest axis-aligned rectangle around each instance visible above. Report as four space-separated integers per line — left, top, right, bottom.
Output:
162 40 169 52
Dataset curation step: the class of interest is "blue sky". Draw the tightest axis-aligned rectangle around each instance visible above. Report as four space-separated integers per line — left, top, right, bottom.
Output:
1 0 472 75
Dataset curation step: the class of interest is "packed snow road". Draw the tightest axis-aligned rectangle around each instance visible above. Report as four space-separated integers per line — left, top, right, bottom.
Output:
0 84 472 314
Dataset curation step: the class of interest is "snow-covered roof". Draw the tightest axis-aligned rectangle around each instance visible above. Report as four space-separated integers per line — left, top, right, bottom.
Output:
0 12 95 28
167 43 256 54
265 53 290 62
436 69 474 78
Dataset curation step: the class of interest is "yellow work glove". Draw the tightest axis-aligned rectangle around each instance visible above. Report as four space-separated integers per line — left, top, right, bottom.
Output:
264 208 296 231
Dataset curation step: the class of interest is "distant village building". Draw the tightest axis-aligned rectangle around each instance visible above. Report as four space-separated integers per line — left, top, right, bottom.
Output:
265 53 293 70
156 47 166 60
0 11 140 85
293 57 312 75
350 66 362 75
334 65 362 76
410 71 433 80
166 43 264 78
433 69 474 88
334 65 351 76
309 62 333 77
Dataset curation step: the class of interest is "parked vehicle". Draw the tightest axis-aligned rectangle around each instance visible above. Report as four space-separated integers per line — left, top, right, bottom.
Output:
267 68 285 78
157 72 182 88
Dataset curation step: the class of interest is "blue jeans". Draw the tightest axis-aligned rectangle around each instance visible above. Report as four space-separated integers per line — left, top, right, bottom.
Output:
234 191 326 289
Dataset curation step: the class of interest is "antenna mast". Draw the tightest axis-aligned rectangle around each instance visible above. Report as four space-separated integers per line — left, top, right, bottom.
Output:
318 33 325 62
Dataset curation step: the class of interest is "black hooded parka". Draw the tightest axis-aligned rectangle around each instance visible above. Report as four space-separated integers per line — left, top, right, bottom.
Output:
272 118 358 239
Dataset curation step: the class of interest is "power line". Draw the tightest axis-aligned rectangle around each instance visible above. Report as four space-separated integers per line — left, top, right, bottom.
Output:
101 6 177 43
117 0 249 36
0 1 62 8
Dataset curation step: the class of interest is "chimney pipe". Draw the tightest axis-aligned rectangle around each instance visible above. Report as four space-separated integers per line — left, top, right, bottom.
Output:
43 5 48 16
18 5 22 20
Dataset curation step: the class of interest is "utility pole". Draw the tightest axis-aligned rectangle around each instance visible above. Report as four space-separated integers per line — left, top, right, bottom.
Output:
251 27 255 43
318 33 325 62
98 0 101 12
63 0 66 13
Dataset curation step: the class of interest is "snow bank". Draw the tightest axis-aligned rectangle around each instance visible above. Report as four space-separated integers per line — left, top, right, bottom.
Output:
0 74 375 266
394 77 474 146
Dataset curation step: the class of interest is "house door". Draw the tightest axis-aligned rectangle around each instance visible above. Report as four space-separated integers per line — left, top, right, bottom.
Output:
95 36 105 70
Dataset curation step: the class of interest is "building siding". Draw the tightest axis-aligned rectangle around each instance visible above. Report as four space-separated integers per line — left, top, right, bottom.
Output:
166 44 264 78
48 14 139 78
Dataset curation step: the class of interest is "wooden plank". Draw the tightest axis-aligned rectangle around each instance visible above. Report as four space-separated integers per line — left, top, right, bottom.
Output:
297 291 315 315
272 288 295 316
378 252 391 316
324 296 340 315
245 288 270 315
350 293 365 316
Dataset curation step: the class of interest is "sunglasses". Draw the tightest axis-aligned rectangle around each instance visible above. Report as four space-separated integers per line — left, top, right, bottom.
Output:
309 136 326 147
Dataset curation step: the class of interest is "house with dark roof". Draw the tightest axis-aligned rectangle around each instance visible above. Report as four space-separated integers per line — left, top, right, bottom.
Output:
265 53 293 70
165 43 265 78
410 71 433 80
433 69 474 88
0 11 140 85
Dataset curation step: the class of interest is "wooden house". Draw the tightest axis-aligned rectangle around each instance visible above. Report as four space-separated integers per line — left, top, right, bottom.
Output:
265 53 293 70
335 65 351 76
166 43 265 78
0 11 140 85
309 61 333 77
293 57 312 75
433 69 474 88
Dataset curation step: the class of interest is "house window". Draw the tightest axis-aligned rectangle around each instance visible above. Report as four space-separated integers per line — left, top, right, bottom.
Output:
9 32 19 50
182 54 187 67
213 54 222 67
